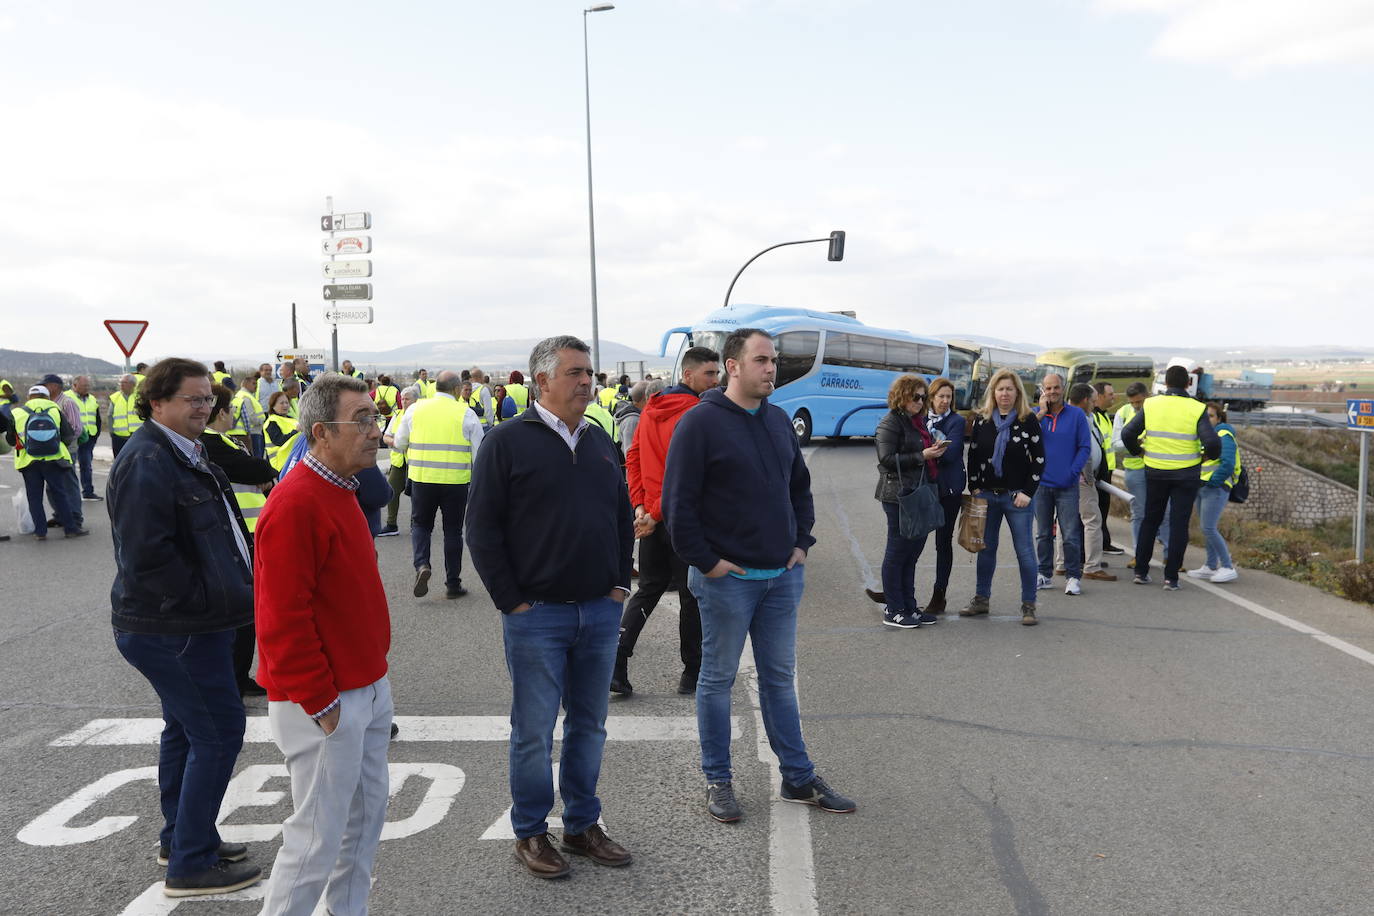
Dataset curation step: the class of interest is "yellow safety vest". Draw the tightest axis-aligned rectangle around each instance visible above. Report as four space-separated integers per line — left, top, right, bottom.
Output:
584 401 620 444
1115 403 1143 470
133 373 146 390
506 383 529 414
375 384 399 415
12 399 72 470
1 379 15 403
229 390 258 436
109 390 143 437
74 393 99 437
211 371 231 386
1094 409 1115 471
415 379 437 399
597 387 618 409
209 431 268 533
1140 394 1206 470
385 404 409 469
263 414 298 463
1200 427 1242 489
289 397 300 419
269 431 300 473
346 369 364 379
405 396 472 484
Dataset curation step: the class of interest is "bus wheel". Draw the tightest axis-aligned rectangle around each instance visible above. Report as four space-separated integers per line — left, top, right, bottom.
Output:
792 409 812 446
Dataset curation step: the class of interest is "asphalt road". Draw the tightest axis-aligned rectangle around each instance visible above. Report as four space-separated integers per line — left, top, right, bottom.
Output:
3 439 1374 915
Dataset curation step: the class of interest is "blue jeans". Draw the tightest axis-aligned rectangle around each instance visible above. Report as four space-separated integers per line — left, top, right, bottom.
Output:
879 501 928 613
501 597 621 838
113 628 245 878
1034 485 1082 579
409 481 468 587
1196 485 1233 569
1124 467 1169 550
20 462 78 536
975 491 1039 603
689 564 813 787
250 433 265 459
77 438 97 497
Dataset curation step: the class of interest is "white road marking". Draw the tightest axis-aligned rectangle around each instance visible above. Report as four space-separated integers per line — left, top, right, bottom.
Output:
741 636 820 916
51 714 732 746
478 763 606 839
1187 574 1374 666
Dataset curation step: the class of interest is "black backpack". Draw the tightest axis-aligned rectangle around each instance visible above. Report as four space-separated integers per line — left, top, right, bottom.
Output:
22 405 61 458
1228 466 1250 504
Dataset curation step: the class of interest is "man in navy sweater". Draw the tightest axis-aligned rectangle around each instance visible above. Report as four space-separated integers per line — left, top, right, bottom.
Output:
466 335 635 880
1031 373 1092 597
663 328 855 824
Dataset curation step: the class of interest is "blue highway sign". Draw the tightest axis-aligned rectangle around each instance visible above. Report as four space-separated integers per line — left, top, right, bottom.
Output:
1348 398 1374 430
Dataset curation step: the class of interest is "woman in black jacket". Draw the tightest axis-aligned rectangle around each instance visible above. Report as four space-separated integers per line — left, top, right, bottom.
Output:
962 368 1045 625
873 375 949 629
925 377 967 615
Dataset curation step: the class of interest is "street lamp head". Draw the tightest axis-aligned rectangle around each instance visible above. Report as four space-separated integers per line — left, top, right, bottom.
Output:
586 3 615 11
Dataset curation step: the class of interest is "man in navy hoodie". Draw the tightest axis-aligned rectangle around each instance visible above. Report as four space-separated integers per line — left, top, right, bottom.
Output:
663 328 855 824
1031 373 1092 597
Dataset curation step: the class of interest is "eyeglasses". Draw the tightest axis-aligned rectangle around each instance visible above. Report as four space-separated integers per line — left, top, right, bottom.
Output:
318 416 386 433
912 394 926 401
173 395 217 408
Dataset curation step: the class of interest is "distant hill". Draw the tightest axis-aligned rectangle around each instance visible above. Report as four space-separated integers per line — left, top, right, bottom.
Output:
0 349 123 378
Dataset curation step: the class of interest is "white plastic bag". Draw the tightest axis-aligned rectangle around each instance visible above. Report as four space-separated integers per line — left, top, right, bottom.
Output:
13 489 35 535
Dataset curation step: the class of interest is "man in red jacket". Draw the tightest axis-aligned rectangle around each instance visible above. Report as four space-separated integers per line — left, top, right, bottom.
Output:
611 346 720 697
254 373 393 916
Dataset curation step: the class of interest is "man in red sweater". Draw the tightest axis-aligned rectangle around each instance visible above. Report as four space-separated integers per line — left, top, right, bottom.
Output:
611 346 720 697
253 373 393 916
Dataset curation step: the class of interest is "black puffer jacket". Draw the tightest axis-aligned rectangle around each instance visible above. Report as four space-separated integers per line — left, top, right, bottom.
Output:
874 409 931 503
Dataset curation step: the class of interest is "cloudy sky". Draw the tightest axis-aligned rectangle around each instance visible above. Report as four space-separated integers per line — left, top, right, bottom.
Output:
2 0 1371 365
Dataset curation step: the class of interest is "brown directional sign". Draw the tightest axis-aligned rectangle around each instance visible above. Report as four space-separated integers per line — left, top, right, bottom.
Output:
323 283 373 301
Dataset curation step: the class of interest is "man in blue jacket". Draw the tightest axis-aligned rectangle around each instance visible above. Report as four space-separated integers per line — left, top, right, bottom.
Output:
1031 373 1092 597
663 327 855 824
107 358 261 898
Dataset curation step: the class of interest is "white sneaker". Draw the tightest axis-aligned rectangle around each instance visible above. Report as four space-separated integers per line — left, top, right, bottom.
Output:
1187 566 1216 580
1036 574 1053 590
1064 577 1081 596
1210 567 1239 583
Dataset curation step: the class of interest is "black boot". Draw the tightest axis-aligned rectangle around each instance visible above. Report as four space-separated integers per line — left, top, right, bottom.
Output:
926 589 947 615
609 649 632 696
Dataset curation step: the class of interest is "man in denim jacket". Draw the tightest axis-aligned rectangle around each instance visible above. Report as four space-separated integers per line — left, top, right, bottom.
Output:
107 357 262 899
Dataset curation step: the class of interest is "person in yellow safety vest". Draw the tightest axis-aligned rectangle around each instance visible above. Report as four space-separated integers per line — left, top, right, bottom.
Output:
0 378 16 405
501 370 530 421
413 369 437 399
134 363 148 390
379 385 420 536
211 361 232 387
373 374 400 424
237 375 269 457
223 381 258 452
392 370 484 598
1189 402 1242 585
1089 381 1124 558
109 373 143 458
12 386 85 539
341 359 365 380
1120 364 1221 589
69 374 104 501
468 369 497 428
263 391 299 465
584 399 622 461
200 388 275 696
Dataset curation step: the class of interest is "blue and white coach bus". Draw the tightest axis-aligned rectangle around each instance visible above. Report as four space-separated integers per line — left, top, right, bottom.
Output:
659 304 949 445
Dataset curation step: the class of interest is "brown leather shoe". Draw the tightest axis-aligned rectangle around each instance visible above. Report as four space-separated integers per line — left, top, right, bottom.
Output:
514 833 570 879
561 824 632 867
1084 570 1118 581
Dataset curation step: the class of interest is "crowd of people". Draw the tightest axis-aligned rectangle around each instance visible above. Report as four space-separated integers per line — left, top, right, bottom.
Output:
865 362 1242 630
1 329 857 911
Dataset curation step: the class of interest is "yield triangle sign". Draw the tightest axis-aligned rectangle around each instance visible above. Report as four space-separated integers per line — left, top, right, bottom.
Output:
104 320 150 358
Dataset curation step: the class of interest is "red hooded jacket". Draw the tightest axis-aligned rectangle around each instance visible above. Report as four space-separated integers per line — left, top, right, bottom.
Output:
627 384 701 522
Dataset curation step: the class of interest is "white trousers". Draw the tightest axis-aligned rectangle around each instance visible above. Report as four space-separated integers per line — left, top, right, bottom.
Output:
260 676 393 916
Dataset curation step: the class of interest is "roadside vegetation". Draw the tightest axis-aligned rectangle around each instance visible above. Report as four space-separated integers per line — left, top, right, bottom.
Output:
1215 514 1374 606
1235 428 1370 494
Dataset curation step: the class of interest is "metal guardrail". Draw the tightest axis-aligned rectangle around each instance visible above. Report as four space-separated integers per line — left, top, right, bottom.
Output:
1228 411 1347 429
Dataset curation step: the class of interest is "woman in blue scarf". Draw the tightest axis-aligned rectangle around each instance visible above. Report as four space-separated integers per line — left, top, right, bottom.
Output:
963 369 1046 626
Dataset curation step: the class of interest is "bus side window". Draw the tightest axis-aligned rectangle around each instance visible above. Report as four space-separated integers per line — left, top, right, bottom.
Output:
776 331 819 386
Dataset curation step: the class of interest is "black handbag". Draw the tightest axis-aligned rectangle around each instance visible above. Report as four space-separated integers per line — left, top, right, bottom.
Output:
895 451 944 540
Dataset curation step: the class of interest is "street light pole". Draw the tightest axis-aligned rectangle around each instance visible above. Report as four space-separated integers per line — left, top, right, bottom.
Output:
583 3 614 376
723 230 847 308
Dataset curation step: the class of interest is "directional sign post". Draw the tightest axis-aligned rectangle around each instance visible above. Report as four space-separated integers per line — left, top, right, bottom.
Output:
322 197 374 372
322 260 372 279
1349 399 1373 562
103 320 149 373
323 236 372 255
323 283 373 301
